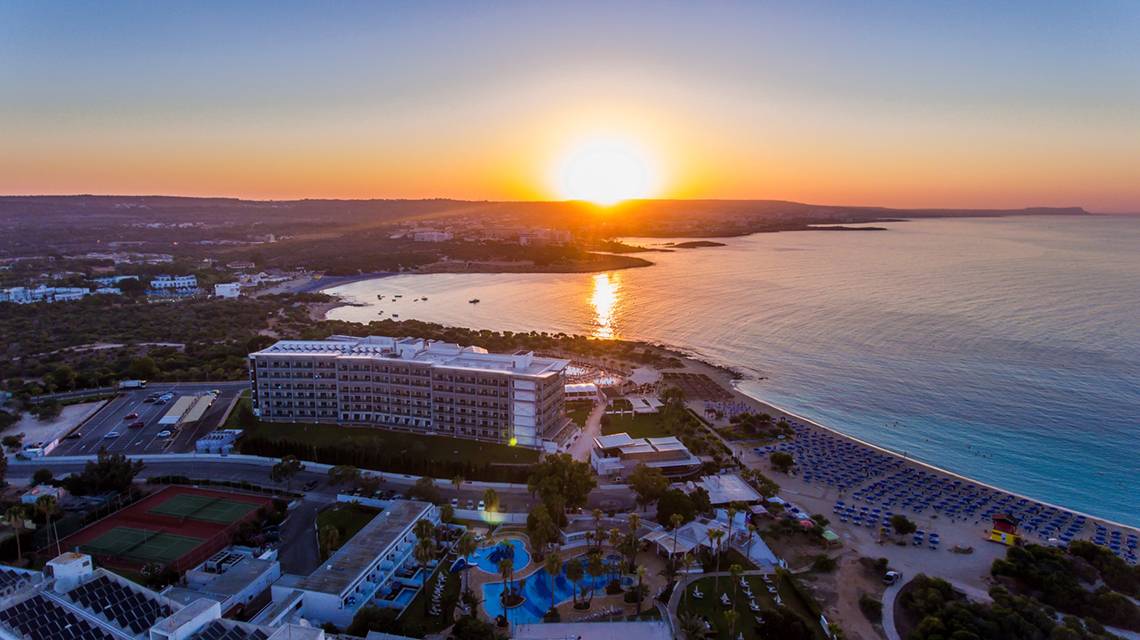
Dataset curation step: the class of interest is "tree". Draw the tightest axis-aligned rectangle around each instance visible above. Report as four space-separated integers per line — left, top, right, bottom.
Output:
456 532 478 596
270 455 304 491
31 468 53 486
319 525 341 557
708 528 725 591
526 503 560 556
63 448 144 495
527 454 596 524
678 612 707 640
680 552 695 609
414 537 436 614
745 523 757 560
126 356 159 380
656 489 699 526
327 465 359 486
46 366 77 392
0 434 22 450
725 505 738 559
451 615 497 640
5 505 29 565
723 609 739 639
770 451 794 473
440 503 455 524
497 557 515 603
36 494 61 557
634 565 647 614
409 476 440 503
628 464 668 512
565 557 584 607
890 514 917 536
451 475 464 493
729 563 743 614
33 401 61 422
592 509 604 551
586 552 605 605
670 513 685 563
544 551 562 615
482 488 499 513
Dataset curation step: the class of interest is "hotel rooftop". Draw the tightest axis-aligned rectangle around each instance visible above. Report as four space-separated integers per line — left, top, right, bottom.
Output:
251 335 568 378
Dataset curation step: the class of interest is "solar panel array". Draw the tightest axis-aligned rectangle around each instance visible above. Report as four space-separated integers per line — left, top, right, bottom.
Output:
0 594 116 640
66 575 172 634
190 620 270 640
0 569 35 598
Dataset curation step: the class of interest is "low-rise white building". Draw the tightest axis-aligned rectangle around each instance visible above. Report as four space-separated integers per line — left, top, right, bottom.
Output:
0 286 98 304
590 432 702 478
149 274 200 297
271 500 439 627
214 282 241 299
412 230 453 242
163 547 281 618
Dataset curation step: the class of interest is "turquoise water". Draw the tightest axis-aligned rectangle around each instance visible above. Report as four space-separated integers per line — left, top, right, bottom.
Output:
328 216 1140 526
468 539 530 574
482 556 626 624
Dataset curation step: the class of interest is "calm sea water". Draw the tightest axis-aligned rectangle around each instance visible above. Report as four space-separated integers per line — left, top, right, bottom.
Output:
328 216 1140 526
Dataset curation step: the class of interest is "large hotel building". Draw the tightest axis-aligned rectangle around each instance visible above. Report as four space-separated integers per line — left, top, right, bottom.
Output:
248 335 570 448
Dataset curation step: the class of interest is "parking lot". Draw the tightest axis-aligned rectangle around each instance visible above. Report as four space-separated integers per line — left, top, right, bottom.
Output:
49 381 247 456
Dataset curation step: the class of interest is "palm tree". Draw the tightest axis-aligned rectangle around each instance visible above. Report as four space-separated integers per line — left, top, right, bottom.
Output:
745 523 757 561
607 528 622 581
5 505 28 565
318 525 340 558
413 518 435 543
497 556 515 603
680 552 695 609
543 550 561 616
729 563 743 614
585 552 604 606
723 609 739 639
35 495 60 557
592 509 604 551
451 475 464 493
708 528 725 591
414 537 436 614
455 532 477 596
565 557 584 608
726 506 738 553
483 488 498 513
670 513 684 569
625 513 641 572
678 612 706 640
634 565 647 615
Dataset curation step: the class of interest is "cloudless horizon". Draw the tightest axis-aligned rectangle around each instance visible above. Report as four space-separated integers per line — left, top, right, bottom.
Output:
2 1 1139 211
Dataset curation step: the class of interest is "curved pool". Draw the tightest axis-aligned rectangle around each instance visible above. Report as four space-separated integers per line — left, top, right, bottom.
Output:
468 539 530 574
482 555 630 624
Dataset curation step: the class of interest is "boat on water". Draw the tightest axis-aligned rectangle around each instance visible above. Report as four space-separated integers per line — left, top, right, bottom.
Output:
392 314 399 318
469 298 480 304
376 294 383 300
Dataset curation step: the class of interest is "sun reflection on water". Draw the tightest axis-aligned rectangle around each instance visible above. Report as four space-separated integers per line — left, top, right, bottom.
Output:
590 272 621 339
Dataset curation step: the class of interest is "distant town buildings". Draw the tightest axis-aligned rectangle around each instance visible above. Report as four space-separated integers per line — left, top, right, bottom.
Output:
249 335 570 448
149 274 200 297
214 282 241 299
0 285 121 304
412 229 453 242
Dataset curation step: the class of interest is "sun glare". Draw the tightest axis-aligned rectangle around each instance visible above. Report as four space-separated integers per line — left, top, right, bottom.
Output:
553 136 659 205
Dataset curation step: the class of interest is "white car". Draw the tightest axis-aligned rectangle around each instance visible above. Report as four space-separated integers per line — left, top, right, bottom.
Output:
478 500 486 511
157 430 173 438
883 570 902 585
104 431 120 439
450 498 459 507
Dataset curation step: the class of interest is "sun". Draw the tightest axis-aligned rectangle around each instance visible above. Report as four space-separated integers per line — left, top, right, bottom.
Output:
552 135 659 205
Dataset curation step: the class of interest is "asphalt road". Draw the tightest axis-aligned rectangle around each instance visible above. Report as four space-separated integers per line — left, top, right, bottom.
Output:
9 457 637 512
49 381 248 456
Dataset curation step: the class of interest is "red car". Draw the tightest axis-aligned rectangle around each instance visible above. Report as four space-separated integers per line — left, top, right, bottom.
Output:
128 420 145 429
123 412 139 421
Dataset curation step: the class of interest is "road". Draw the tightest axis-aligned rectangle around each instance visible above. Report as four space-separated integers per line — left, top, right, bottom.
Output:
8 456 637 512
49 381 247 456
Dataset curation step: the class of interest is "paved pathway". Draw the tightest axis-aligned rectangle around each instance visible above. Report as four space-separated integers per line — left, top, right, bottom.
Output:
568 401 607 461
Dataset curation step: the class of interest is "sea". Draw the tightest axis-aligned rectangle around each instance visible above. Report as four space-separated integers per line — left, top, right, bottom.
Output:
326 215 1140 527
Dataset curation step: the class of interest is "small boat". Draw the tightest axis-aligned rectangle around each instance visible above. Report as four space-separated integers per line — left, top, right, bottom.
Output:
392 314 399 318
469 298 480 304
394 294 402 298
422 297 428 300
376 294 383 300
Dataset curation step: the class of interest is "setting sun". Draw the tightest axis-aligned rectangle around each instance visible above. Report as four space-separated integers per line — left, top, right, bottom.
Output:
552 135 660 205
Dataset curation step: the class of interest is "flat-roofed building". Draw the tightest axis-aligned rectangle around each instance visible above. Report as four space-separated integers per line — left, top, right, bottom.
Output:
283 500 438 627
248 336 569 448
590 432 701 478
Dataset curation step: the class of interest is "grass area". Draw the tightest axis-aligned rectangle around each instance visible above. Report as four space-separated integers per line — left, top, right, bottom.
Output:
316 504 379 559
236 396 540 467
601 413 671 439
676 573 826 640
399 555 462 634
567 401 593 427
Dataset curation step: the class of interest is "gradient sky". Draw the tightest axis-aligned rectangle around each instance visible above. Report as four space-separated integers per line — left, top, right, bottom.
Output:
2 1 1138 211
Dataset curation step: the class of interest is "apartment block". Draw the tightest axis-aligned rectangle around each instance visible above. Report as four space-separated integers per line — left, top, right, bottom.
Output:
248 335 569 448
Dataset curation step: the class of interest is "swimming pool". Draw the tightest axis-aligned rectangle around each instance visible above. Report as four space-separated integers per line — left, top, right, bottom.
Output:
482 555 630 624
468 539 530 574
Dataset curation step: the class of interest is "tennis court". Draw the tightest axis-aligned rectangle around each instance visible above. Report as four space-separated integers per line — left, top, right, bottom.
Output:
146 493 259 524
80 526 204 565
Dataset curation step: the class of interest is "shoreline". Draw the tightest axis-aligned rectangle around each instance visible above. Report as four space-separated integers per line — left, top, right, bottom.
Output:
723 379 1139 534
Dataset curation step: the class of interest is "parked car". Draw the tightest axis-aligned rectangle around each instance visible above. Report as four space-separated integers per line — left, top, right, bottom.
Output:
450 497 459 508
156 430 173 438
123 412 139 420
64 432 82 440
478 500 486 511
104 431 120 439
883 570 902 585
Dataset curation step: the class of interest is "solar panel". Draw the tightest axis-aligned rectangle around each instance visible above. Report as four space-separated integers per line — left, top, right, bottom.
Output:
66 575 172 635
0 594 117 640
189 620 271 640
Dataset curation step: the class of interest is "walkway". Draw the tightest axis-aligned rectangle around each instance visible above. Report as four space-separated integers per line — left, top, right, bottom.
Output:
568 401 607 461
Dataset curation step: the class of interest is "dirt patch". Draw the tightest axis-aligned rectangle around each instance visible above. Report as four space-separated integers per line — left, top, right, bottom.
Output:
795 551 886 640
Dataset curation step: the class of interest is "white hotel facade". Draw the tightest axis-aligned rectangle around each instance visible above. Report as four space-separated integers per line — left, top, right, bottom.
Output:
248 335 570 448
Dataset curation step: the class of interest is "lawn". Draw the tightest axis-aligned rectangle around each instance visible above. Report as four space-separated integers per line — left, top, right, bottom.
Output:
601 413 671 439
566 401 593 427
399 554 462 634
316 503 379 559
235 396 539 467
676 573 827 640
